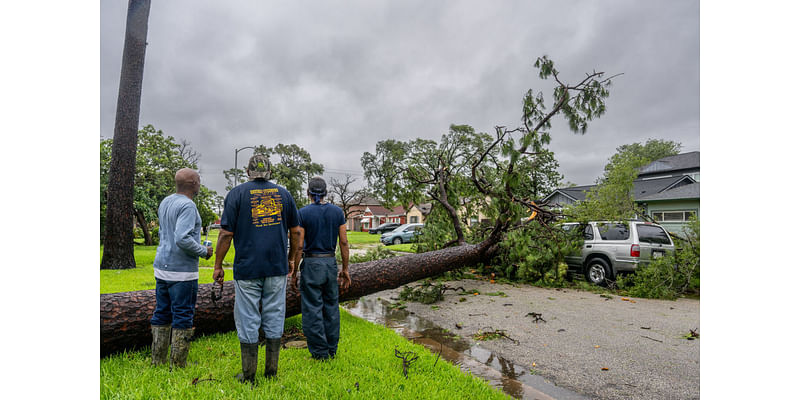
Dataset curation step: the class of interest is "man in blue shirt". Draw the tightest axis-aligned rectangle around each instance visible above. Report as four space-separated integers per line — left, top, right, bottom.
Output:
150 168 213 368
213 154 302 383
291 176 350 361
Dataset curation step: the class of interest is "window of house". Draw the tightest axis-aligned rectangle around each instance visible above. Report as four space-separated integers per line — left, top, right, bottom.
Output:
652 210 697 222
410 216 419 223
597 223 629 240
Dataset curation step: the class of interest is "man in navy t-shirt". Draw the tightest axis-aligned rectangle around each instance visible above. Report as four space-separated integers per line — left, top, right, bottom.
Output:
213 154 302 383
291 176 350 360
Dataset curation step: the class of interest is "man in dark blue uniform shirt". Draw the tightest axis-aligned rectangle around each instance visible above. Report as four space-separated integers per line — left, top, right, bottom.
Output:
213 154 302 382
291 176 350 360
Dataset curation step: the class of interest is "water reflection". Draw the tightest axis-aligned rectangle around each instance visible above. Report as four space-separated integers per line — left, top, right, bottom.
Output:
344 297 587 400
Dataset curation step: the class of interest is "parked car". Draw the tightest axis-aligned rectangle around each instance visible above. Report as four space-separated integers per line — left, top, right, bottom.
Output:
561 221 674 286
369 222 402 235
381 223 424 245
209 223 221 229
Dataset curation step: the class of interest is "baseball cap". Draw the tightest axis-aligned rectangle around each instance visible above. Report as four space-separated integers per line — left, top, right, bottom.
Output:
307 176 327 195
246 154 271 180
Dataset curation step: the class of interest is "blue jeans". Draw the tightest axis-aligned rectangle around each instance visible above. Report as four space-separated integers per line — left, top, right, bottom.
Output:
234 276 287 344
151 279 198 330
300 257 340 359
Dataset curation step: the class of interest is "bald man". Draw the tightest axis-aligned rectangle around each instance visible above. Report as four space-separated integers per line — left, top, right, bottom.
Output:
150 168 213 368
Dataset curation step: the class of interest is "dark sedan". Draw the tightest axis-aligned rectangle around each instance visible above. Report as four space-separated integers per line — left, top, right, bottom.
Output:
368 222 402 234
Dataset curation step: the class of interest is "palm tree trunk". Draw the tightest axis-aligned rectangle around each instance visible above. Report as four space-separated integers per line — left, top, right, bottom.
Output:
101 0 151 269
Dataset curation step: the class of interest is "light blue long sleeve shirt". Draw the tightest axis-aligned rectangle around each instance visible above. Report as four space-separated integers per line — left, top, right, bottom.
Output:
153 193 206 281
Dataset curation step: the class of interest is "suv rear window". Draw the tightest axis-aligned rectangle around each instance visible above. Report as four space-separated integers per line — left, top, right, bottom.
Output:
562 224 593 240
597 223 629 240
636 224 671 245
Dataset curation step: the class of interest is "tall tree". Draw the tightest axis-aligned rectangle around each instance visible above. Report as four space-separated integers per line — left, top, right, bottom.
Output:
101 0 152 269
360 139 410 208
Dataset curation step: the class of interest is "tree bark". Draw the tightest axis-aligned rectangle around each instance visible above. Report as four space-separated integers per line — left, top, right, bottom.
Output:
101 242 493 356
101 0 151 269
134 208 153 246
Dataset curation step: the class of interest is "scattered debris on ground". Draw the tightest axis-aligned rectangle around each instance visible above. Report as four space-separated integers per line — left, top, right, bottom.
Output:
526 311 547 323
472 327 520 345
394 347 420 378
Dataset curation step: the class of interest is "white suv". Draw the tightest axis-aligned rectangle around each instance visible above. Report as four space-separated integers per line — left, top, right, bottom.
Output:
561 221 674 286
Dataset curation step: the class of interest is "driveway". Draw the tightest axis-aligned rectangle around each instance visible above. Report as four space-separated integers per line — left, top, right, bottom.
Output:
363 279 699 400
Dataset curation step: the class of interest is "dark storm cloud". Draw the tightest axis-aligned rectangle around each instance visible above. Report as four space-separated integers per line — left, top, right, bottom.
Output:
101 0 699 195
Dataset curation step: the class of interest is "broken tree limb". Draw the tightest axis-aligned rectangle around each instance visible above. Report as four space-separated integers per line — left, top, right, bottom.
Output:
101 242 491 356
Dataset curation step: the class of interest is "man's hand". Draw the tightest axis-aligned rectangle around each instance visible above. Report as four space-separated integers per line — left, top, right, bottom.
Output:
338 269 351 289
291 273 299 292
205 246 214 259
213 268 224 285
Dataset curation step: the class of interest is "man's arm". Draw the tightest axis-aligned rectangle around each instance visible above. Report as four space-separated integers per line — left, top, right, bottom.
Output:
288 226 303 273
290 227 304 291
176 205 209 258
338 224 351 288
213 228 234 284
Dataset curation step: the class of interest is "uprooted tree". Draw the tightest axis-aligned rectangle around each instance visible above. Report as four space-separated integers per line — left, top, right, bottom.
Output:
101 55 618 355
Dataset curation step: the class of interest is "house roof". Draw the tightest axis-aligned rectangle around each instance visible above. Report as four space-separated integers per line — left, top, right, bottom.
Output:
543 175 696 204
637 182 700 202
638 151 700 176
364 205 406 216
542 184 597 203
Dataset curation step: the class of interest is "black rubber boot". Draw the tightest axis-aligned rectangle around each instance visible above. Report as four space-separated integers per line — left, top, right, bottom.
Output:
264 338 281 378
150 325 171 366
169 328 193 368
236 343 259 383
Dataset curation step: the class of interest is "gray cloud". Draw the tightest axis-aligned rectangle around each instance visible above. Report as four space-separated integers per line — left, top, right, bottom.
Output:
101 0 699 195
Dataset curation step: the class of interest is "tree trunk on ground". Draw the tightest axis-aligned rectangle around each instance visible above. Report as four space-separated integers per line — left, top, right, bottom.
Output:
134 208 153 246
101 0 151 269
101 242 493 356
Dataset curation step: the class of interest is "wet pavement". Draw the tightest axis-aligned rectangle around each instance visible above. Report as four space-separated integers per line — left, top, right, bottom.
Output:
344 297 589 400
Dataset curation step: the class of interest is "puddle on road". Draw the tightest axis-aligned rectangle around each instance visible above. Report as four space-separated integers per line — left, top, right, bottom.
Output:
344 297 587 400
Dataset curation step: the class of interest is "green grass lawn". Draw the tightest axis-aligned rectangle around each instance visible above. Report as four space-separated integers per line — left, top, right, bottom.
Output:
346 231 381 245
100 236 509 399
101 312 507 399
386 243 418 253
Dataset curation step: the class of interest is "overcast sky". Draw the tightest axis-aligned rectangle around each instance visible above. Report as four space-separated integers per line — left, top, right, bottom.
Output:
100 0 699 196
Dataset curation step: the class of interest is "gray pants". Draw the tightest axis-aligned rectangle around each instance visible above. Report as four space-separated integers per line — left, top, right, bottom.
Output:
233 276 287 344
300 257 340 359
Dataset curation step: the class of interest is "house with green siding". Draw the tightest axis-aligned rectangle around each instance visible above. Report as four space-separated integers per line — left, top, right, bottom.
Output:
542 151 700 235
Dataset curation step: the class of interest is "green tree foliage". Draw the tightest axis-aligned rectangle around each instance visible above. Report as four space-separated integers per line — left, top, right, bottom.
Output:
360 139 410 208
486 223 580 283
101 125 218 245
567 139 682 222
604 139 682 174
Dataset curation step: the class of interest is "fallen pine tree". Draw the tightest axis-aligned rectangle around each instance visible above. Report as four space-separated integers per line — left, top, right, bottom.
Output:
101 242 491 356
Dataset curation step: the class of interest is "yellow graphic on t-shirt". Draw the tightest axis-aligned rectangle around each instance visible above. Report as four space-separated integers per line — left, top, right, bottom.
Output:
249 188 282 227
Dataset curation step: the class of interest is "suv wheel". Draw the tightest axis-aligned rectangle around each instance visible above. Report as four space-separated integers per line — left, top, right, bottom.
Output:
585 258 613 286
392 237 403 245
